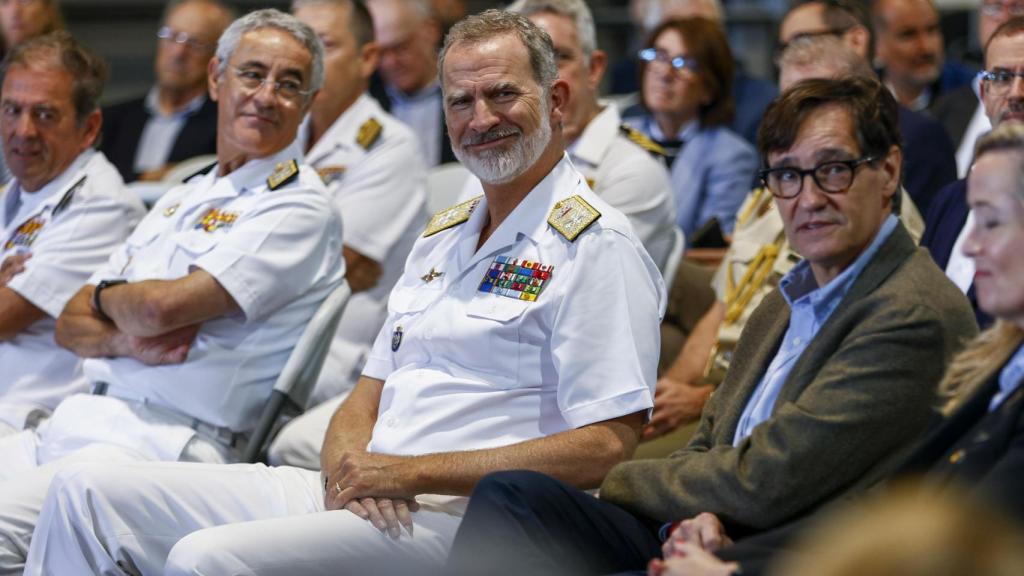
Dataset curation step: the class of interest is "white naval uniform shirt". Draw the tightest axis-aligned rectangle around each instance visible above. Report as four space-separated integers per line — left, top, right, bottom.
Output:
567 103 676 271
300 93 428 403
0 150 144 430
68 142 344 460
363 156 665 463
462 106 676 272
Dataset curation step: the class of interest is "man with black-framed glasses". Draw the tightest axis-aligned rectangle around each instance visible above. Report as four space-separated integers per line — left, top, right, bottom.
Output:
441 77 977 576
101 0 234 183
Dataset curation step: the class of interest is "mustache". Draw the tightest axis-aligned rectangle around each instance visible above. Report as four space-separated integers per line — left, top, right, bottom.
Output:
461 126 521 147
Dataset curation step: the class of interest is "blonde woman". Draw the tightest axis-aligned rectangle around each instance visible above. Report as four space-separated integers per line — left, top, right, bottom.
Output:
650 121 1024 576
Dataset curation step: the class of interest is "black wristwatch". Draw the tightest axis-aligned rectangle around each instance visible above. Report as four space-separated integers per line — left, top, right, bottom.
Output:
92 279 128 321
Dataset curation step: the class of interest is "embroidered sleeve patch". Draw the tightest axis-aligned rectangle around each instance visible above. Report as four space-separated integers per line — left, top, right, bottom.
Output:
548 195 601 242
478 256 553 302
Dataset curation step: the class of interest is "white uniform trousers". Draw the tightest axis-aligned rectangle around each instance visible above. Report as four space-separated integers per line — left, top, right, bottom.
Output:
267 394 344 469
0 431 228 575
27 461 464 576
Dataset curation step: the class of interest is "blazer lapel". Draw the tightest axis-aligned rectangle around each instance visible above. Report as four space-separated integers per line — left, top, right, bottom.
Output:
714 292 791 442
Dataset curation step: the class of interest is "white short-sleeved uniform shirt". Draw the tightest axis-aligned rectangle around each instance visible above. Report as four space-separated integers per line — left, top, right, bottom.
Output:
362 156 665 457
462 105 676 272
300 93 428 402
81 142 345 437
0 150 145 429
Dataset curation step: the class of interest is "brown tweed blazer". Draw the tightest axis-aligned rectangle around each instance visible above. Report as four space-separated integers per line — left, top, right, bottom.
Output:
600 223 978 534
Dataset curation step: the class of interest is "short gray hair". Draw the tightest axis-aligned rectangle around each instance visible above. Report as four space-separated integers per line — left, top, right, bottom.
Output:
438 9 557 96
215 9 325 96
779 35 875 80
507 0 597 61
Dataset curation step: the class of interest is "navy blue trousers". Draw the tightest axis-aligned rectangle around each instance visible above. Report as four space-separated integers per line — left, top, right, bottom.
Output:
445 470 663 576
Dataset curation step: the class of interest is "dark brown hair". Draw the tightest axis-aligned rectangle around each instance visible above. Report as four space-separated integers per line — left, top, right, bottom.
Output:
1 31 108 124
640 16 734 128
757 76 901 165
984 15 1024 63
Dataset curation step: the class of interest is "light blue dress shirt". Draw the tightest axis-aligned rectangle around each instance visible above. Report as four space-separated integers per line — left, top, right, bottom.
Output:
732 214 900 445
387 81 443 167
991 343 1024 411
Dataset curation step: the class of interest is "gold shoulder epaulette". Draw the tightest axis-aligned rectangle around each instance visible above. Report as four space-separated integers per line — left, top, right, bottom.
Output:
357 118 383 150
548 195 601 242
423 195 482 237
620 124 665 156
267 159 299 190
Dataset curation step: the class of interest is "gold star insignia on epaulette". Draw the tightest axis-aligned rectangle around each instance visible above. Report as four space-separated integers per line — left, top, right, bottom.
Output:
357 118 383 150
317 166 346 185
620 124 666 156
423 195 482 237
267 159 299 190
548 195 601 242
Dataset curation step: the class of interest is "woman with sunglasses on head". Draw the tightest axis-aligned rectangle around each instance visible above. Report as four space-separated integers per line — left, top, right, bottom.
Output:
623 17 757 243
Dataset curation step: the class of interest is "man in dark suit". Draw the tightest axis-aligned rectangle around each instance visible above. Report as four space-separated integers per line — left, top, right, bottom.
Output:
100 0 233 183
778 0 955 215
930 0 1022 178
871 0 976 111
923 17 1024 329
442 77 978 576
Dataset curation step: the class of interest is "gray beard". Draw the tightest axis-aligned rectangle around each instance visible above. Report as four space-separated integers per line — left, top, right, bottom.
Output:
454 114 552 185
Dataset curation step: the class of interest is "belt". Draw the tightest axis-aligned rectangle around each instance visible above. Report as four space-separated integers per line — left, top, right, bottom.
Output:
90 382 243 448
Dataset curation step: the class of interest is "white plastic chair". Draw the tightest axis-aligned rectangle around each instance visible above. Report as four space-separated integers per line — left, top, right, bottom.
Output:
661 226 686 291
127 154 219 207
426 162 472 213
243 281 353 463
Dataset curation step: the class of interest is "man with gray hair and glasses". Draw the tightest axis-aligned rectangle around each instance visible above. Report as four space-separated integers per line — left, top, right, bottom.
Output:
0 8 344 573
23 8 664 576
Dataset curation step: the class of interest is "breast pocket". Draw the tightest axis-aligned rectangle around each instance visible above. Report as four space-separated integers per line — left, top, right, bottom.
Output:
455 295 533 389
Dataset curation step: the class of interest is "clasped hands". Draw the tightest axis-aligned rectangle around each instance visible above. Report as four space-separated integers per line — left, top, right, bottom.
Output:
648 512 740 576
321 450 420 540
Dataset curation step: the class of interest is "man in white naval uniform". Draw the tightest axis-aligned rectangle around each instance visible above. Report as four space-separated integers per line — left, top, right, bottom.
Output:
26 10 664 576
463 0 677 271
266 0 428 470
0 32 145 437
0 9 344 574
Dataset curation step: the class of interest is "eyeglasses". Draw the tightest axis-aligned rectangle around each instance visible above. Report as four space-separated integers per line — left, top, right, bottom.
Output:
759 156 877 199
981 1 1024 18
774 28 849 62
231 67 312 102
157 26 214 52
638 48 699 73
979 69 1024 92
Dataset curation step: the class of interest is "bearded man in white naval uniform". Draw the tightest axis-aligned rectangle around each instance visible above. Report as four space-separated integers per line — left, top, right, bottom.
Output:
0 32 145 438
0 9 345 574
461 0 677 271
266 0 428 470
25 9 665 576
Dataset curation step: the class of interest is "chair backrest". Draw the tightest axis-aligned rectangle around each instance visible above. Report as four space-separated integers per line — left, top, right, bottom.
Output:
242 280 352 462
661 226 686 291
163 154 219 183
426 162 472 213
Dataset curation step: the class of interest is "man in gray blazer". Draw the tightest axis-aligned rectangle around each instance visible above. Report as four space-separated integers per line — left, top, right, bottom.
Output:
443 77 979 576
